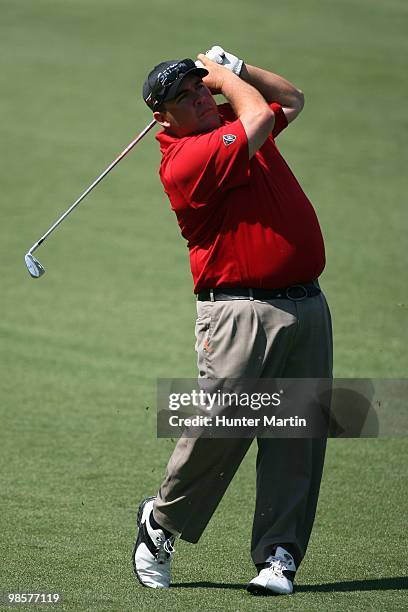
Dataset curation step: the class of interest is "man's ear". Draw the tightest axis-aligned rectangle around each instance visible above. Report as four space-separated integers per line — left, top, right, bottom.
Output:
153 110 171 129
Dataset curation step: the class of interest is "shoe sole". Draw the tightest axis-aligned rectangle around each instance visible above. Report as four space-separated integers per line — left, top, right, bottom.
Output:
246 582 294 596
132 496 156 587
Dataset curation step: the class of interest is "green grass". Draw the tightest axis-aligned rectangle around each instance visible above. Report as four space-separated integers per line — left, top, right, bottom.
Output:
1 0 407 610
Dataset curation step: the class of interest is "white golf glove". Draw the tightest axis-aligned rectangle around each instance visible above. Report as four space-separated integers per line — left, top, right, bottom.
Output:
205 45 244 76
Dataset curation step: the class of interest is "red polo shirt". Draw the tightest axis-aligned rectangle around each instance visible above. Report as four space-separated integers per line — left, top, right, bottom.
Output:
156 103 325 293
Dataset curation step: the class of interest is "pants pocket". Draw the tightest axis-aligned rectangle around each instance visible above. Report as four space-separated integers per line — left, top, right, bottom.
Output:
195 303 217 377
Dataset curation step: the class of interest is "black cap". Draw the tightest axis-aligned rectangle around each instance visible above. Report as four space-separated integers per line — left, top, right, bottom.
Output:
142 58 208 110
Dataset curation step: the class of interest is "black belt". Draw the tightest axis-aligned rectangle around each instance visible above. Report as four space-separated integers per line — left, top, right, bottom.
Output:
197 283 320 302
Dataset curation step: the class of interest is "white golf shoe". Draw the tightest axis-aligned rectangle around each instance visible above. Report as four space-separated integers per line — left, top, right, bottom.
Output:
247 546 296 595
132 497 176 588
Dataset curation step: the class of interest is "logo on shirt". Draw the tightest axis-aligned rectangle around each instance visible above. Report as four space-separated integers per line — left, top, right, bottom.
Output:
223 134 237 147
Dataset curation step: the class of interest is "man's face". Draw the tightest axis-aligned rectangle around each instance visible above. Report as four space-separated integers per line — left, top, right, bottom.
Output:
154 75 221 137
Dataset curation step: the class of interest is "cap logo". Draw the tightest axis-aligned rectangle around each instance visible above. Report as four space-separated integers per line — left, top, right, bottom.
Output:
157 62 179 86
223 134 237 147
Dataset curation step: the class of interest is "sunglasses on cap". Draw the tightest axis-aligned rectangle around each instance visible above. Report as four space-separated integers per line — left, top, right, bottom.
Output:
143 58 208 110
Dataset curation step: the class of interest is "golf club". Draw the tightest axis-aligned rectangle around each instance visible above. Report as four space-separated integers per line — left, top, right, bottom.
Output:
24 119 157 278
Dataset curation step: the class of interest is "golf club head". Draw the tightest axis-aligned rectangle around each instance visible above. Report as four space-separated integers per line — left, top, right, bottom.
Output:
25 253 45 278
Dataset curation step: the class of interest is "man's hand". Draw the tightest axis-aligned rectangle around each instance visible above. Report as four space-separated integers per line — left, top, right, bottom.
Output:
196 53 233 95
205 46 244 76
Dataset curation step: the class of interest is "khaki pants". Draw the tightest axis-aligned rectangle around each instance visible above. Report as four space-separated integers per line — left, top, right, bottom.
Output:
154 292 333 567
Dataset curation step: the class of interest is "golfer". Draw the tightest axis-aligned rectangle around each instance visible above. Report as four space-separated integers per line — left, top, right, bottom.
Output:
133 47 333 595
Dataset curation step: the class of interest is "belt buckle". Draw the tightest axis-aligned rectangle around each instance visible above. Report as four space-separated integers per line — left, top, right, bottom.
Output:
286 284 308 301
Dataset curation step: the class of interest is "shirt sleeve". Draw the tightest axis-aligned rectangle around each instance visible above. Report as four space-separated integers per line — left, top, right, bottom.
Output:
168 118 250 207
270 102 288 138
219 101 288 138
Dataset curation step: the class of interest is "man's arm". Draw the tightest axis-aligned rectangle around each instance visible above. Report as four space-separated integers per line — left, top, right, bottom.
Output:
203 47 304 124
197 54 275 159
240 64 304 124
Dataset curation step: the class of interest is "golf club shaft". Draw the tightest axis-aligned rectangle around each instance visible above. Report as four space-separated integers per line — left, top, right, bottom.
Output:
29 119 157 255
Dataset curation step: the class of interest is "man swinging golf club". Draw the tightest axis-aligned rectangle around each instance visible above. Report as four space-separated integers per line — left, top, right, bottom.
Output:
133 46 333 595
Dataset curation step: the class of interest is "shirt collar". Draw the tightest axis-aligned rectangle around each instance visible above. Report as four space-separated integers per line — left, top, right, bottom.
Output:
155 129 180 154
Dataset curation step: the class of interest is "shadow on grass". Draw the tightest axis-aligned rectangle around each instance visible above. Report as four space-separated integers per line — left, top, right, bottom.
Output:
296 577 408 592
172 576 408 592
171 582 243 590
